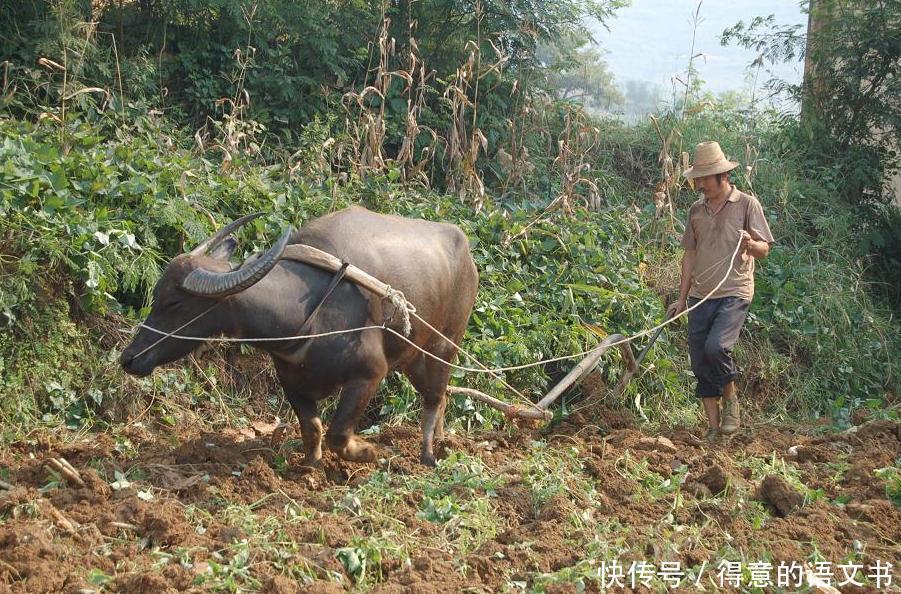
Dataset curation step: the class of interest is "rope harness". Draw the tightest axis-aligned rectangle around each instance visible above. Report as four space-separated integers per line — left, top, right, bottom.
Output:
133 235 745 378
295 262 349 338
131 262 352 360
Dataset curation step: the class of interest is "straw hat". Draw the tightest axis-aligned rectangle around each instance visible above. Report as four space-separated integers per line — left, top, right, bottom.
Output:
683 141 739 179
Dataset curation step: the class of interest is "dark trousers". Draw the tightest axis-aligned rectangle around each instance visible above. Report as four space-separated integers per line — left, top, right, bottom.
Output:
687 296 750 398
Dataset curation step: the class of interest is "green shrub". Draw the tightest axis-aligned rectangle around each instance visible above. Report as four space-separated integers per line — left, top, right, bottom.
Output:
0 101 896 436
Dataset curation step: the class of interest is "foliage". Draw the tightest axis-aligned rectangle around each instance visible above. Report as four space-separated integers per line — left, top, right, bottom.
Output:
0 297 115 432
0 0 642 218
874 464 901 508
0 7 898 592
0 105 676 430
382 0 629 92
0 0 629 152
0 0 898 438
1 93 899 434
724 0 900 157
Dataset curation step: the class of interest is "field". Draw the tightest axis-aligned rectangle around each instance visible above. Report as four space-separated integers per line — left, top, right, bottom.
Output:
1 386 898 593
1 2 899 592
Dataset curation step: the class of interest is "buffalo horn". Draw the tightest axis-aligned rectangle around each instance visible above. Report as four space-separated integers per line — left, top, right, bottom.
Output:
181 227 292 298
189 212 266 257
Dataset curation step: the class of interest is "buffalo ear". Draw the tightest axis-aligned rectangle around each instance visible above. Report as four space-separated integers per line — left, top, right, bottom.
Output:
209 236 238 261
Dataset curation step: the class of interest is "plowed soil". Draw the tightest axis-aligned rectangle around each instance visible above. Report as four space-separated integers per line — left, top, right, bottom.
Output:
1 408 898 593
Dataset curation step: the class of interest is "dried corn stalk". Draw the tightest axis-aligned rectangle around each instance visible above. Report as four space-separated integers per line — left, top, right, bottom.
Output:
340 12 437 188
554 106 602 213
649 115 683 234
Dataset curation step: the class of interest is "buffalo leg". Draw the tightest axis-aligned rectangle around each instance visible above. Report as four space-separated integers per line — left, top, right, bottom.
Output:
324 377 381 463
406 346 457 467
292 398 323 466
274 361 324 467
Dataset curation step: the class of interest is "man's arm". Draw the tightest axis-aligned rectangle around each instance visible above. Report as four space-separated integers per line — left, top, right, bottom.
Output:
744 197 774 258
667 249 696 318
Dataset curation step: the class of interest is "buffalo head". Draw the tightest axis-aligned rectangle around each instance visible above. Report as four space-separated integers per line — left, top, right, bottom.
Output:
120 213 291 376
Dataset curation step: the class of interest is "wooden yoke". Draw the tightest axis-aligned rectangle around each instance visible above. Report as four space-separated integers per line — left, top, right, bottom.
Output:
282 243 397 304
281 244 412 334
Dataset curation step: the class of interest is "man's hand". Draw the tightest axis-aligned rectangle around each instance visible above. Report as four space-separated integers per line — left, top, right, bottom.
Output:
740 230 754 253
740 230 770 259
666 299 686 320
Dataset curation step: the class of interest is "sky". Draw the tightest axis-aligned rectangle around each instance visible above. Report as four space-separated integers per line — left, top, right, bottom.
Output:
591 0 807 100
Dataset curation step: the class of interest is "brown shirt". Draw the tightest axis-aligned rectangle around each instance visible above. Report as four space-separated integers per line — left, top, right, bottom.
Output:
681 187 774 301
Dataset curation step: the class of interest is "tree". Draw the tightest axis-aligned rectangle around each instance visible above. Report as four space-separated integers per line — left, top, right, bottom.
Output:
723 0 901 304
722 0 901 190
621 80 663 120
538 37 624 111
396 0 630 77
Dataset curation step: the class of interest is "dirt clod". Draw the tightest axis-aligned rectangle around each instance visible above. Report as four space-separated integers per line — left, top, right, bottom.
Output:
636 436 677 453
698 463 729 495
756 474 803 517
113 572 172 594
262 575 301 594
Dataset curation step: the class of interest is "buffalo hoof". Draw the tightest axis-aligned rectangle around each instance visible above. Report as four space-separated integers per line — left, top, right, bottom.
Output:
300 457 323 470
335 438 377 463
420 452 437 467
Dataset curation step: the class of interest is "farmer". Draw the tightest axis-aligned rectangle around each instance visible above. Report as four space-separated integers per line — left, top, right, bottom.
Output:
667 141 774 443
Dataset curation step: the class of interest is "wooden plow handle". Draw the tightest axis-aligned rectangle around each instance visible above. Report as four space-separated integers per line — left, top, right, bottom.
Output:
449 334 639 422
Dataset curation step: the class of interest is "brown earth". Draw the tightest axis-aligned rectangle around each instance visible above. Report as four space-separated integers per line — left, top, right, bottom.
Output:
0 409 898 593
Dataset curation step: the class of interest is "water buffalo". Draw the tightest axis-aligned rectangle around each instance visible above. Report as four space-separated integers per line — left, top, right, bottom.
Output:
121 206 478 466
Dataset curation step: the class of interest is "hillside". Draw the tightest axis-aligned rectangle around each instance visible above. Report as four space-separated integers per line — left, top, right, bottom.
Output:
1 0 899 592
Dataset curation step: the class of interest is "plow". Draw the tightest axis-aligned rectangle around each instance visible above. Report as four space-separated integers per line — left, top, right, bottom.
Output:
280 243 667 423
449 325 665 421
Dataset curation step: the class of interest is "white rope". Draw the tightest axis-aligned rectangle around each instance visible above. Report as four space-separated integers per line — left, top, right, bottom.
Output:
134 235 744 375
691 251 736 285
131 303 219 360
134 323 389 342
393 232 744 373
